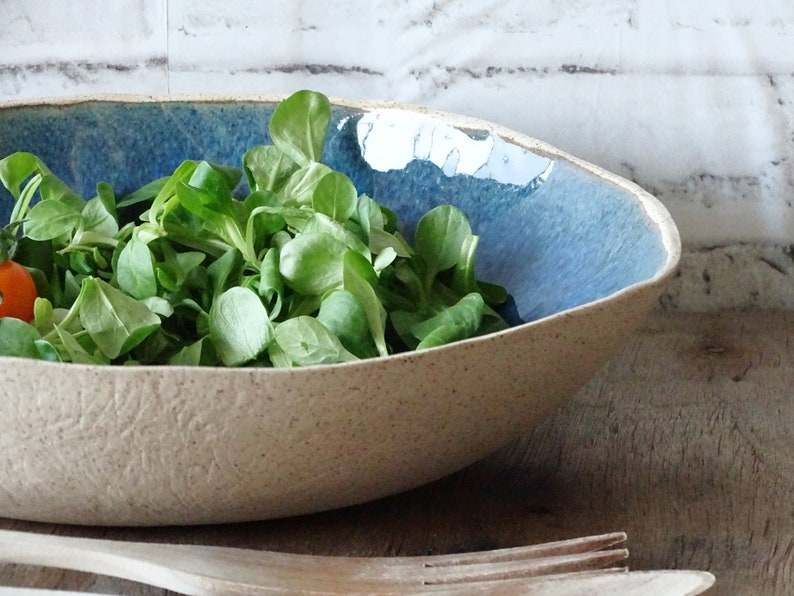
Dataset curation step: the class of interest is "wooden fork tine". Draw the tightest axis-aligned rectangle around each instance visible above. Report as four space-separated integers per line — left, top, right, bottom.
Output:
263 534 628 583
411 532 627 567
412 549 629 585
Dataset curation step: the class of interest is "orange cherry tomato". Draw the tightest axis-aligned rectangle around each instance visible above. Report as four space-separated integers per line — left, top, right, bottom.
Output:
0 260 37 322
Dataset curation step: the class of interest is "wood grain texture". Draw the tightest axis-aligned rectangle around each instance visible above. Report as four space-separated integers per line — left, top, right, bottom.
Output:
1 311 792 594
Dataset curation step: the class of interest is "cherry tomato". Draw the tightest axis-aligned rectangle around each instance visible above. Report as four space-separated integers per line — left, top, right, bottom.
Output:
0 260 37 322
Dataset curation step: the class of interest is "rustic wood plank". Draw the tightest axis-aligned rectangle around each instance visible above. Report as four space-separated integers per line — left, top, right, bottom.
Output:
1 311 792 594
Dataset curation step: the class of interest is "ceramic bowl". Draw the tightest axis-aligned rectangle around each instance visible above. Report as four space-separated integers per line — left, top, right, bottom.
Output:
0 95 680 526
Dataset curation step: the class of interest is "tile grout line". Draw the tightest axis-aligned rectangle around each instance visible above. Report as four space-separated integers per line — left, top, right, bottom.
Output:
165 0 170 94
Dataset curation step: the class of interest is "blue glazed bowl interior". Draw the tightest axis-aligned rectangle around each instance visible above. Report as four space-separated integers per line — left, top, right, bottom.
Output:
0 99 669 324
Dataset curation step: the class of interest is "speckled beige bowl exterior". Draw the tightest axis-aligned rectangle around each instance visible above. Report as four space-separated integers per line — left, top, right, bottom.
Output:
0 95 680 525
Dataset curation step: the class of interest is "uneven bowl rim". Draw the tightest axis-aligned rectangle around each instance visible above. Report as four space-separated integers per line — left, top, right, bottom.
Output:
0 92 682 371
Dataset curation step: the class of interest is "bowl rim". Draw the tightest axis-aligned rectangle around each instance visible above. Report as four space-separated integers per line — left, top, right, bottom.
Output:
0 93 682 371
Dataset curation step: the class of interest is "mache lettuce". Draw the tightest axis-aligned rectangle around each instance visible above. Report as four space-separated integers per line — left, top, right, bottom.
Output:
0 90 509 367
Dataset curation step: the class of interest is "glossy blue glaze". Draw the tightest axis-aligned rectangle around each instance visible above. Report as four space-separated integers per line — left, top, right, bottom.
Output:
0 99 668 322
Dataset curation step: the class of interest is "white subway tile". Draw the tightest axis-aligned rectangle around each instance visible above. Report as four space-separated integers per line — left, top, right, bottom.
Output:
0 0 167 100
165 0 794 81
3 0 166 62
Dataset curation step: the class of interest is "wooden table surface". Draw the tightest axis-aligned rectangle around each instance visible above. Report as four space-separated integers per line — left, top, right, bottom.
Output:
1 311 792 595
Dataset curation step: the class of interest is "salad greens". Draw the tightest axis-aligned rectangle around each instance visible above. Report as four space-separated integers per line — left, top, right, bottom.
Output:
0 90 510 367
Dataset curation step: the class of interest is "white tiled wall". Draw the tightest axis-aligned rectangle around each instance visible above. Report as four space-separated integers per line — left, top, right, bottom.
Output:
3 0 794 308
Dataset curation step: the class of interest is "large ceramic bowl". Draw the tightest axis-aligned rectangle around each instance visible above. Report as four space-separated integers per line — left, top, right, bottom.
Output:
0 95 680 526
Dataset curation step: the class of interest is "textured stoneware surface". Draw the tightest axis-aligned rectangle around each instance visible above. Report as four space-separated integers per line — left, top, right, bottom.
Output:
0 95 680 525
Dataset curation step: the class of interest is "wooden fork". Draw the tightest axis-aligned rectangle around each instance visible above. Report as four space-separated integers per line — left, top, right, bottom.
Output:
0 529 712 594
